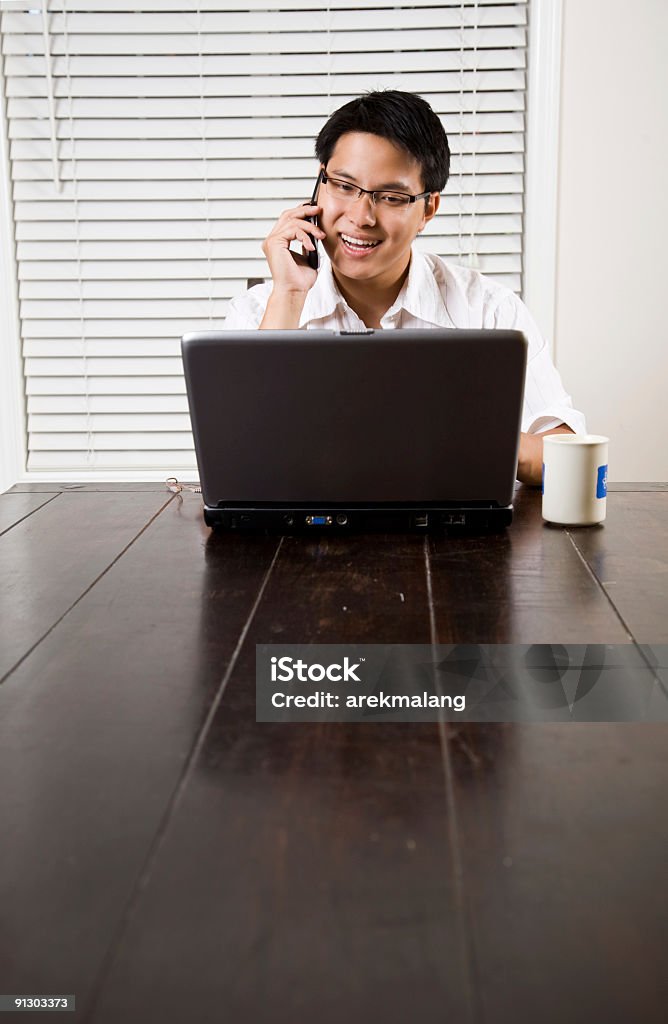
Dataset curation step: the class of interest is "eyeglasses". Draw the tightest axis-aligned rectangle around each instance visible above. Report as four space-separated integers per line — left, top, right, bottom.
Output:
320 172 433 211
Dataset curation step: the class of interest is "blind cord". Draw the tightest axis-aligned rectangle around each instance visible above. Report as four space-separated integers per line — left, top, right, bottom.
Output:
62 0 94 466
40 0 60 191
457 1 464 264
325 2 332 116
469 0 479 270
196 5 215 326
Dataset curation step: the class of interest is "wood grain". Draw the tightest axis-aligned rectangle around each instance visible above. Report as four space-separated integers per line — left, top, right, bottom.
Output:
0 491 171 682
87 531 472 1024
428 486 629 644
0 493 279 1012
0 486 664 1024
0 490 60 535
446 721 668 1023
567 491 668 642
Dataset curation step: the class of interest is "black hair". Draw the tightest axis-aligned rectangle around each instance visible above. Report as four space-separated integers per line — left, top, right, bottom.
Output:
314 90 450 194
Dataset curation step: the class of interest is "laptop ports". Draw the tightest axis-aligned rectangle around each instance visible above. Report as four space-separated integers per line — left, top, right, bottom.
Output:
444 512 466 526
305 515 333 526
414 514 429 528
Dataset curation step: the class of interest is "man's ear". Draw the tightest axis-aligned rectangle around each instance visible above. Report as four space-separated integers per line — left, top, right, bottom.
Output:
418 192 440 234
424 192 440 222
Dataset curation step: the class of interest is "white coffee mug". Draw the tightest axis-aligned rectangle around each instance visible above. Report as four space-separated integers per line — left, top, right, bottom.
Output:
542 434 609 526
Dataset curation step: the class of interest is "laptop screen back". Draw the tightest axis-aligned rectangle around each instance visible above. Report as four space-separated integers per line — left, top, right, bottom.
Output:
181 328 526 508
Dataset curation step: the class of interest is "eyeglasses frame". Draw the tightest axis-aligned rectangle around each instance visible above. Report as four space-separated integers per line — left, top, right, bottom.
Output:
319 170 434 208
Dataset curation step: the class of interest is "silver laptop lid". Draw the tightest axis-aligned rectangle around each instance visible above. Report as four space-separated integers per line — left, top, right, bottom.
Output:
181 329 526 507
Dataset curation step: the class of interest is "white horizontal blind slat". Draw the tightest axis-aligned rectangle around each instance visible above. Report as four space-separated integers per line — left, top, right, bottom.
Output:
17 212 522 242
11 148 526 179
11 117 525 155
29 412 191 430
1 0 529 473
5 49 525 77
2 0 526 11
2 0 524 9
9 104 526 138
14 192 523 221
6 70 524 102
25 376 187 395
14 172 526 201
18 248 523 282
17 228 524 261
3 7 527 34
28 394 189 412
5 27 526 57
0 1 526 13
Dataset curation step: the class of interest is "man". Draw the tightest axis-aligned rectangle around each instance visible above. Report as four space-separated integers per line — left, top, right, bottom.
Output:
223 91 585 485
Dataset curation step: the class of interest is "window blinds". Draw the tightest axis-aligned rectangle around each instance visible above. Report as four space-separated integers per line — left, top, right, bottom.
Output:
0 0 529 473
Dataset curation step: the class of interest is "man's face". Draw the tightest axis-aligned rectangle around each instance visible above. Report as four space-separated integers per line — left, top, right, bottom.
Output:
318 131 439 291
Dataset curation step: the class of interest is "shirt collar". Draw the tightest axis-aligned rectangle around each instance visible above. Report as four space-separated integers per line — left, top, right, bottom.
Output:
299 245 456 329
383 247 456 328
299 254 345 326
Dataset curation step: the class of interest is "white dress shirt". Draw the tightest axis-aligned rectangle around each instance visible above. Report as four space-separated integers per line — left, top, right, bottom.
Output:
222 247 585 435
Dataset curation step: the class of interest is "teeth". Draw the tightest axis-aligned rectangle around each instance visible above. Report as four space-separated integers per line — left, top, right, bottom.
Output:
341 234 379 248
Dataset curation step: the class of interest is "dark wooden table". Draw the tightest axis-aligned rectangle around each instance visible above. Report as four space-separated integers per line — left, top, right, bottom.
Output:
1 482 666 1024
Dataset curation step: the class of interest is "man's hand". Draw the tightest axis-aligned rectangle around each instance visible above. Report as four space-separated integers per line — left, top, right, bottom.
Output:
259 202 326 329
517 426 574 486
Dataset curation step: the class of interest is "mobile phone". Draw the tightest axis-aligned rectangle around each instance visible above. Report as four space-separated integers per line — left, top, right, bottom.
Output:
305 169 324 271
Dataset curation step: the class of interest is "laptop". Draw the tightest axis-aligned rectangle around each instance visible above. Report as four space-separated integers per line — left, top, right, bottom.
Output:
181 328 527 531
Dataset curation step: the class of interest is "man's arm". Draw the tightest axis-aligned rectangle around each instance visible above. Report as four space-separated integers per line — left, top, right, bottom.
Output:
487 292 585 482
517 425 574 486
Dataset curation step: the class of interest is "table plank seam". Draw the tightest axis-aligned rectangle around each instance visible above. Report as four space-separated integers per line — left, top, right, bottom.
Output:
6 487 63 494
0 493 176 689
8 484 170 493
566 530 668 700
565 531 634 641
0 491 62 537
425 536 484 1024
81 535 285 1024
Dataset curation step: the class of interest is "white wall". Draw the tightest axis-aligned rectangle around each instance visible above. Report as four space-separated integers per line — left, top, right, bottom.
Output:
554 0 668 481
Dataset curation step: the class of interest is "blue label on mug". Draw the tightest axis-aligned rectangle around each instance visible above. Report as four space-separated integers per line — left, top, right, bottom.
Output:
596 464 608 499
541 463 545 495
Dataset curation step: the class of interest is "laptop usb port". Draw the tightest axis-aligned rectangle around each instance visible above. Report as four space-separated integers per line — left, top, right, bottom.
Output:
305 515 333 526
414 514 429 528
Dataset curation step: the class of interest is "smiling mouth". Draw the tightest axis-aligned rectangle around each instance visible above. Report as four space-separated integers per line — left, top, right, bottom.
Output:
339 233 381 254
